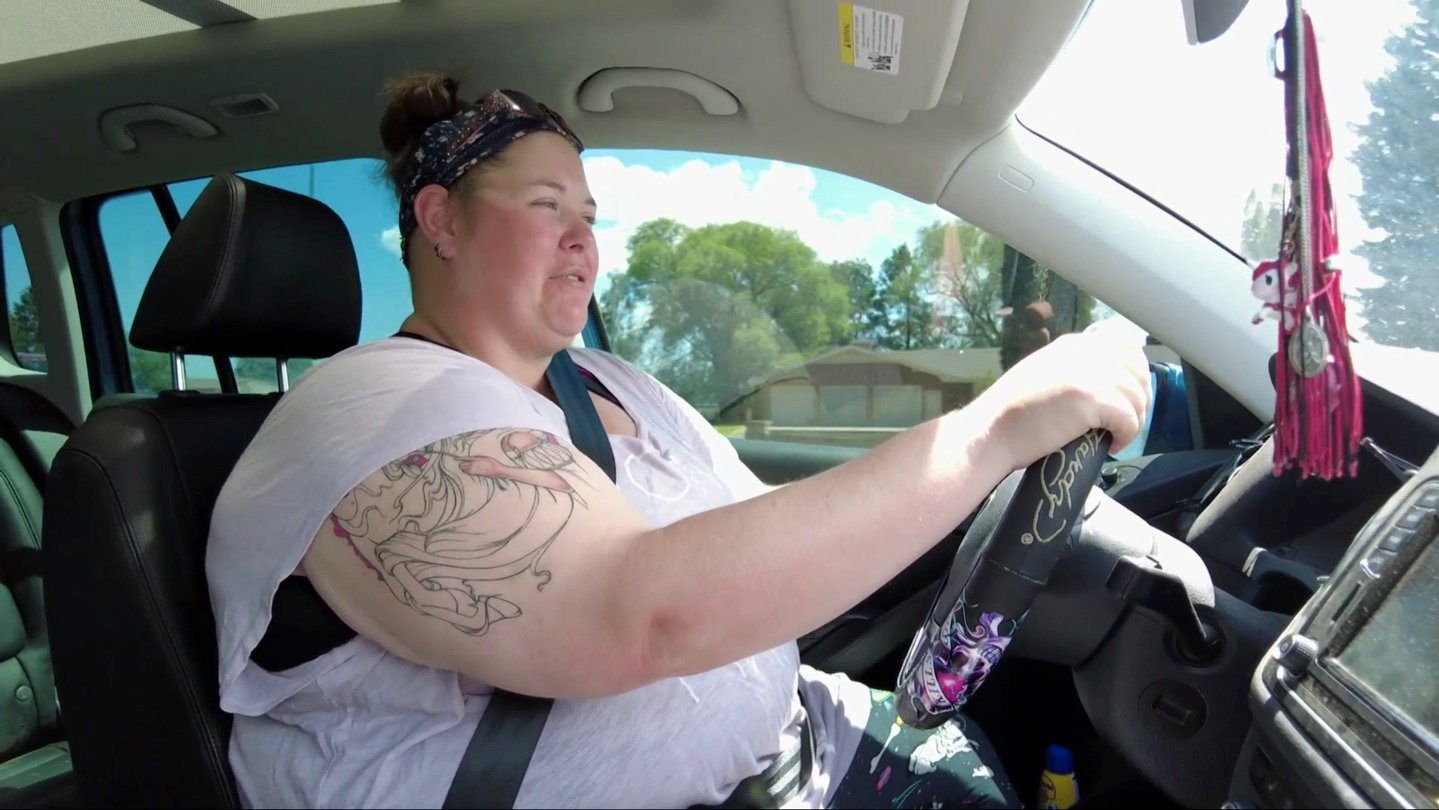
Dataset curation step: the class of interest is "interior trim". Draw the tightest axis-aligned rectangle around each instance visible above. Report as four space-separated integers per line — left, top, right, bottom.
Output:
578 68 739 116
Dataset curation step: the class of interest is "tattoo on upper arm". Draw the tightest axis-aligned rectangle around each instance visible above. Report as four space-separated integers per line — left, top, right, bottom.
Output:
329 429 589 636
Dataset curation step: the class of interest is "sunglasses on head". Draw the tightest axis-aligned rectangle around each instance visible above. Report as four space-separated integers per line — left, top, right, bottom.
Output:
489 88 582 147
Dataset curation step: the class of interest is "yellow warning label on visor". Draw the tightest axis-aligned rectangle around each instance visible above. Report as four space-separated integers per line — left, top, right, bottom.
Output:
839 2 856 66
837 2 902 75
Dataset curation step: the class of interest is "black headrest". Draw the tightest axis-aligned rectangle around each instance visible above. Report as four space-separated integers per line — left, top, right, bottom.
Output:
130 173 361 359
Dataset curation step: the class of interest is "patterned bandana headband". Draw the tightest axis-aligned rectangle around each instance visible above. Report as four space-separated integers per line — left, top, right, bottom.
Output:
398 89 584 257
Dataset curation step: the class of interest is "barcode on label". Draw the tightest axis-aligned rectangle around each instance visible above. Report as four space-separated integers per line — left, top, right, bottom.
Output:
839 3 903 75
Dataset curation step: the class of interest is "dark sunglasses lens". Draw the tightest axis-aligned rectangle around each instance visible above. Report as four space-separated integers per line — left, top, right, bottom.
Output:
499 89 544 115
497 89 579 144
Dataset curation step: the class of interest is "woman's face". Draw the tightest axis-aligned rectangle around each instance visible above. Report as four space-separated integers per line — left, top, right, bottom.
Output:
443 131 598 356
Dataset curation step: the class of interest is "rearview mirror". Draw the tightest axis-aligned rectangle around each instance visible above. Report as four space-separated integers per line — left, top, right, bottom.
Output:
1181 0 1253 44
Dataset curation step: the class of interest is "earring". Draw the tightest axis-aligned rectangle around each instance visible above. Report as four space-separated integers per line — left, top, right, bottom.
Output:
433 243 446 261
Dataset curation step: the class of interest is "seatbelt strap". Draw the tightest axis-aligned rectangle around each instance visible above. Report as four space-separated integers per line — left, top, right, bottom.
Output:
548 349 617 480
442 349 614 809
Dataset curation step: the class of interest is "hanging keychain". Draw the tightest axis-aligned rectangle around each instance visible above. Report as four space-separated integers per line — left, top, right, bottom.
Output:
1254 0 1363 480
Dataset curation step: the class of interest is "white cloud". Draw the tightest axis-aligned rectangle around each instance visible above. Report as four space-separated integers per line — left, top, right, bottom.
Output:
371 156 947 286
582 155 950 281
380 225 402 259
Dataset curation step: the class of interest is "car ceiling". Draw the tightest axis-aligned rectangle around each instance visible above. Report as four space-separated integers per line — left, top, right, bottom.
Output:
0 0 1089 207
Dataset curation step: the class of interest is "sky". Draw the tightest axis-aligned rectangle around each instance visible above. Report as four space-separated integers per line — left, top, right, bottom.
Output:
87 151 955 348
3 0 1422 366
383 150 953 289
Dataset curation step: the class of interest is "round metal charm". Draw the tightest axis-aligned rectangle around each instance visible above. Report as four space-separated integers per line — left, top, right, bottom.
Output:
1288 317 1329 378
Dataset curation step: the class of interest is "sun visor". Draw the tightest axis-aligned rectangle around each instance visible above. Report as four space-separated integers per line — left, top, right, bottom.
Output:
787 0 970 124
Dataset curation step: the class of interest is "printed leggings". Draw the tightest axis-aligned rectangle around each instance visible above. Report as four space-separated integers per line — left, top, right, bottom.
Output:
830 689 1020 809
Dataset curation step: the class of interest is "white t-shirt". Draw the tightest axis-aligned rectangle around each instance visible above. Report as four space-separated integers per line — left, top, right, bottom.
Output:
207 338 872 808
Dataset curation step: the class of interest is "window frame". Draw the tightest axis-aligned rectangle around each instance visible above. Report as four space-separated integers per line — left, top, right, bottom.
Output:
62 196 130 397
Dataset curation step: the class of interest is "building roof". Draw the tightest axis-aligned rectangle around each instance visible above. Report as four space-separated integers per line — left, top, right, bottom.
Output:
762 344 1004 386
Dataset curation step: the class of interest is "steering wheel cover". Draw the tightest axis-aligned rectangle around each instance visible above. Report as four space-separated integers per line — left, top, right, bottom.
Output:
897 430 1111 728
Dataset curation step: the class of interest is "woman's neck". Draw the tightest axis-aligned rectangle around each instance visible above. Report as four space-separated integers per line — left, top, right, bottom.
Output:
397 313 553 394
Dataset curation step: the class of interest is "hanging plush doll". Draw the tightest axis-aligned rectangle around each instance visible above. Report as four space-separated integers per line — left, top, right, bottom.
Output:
1255 4 1363 480
1250 258 1301 330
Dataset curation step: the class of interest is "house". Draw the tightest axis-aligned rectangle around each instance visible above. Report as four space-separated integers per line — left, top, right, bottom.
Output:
722 340 1179 447
719 343 1002 440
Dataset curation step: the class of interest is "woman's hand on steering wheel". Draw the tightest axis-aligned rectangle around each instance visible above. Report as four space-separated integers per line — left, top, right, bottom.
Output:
894 331 1148 729
973 332 1152 471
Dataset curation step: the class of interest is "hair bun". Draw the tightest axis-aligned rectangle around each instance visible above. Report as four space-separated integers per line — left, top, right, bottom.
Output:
379 73 465 158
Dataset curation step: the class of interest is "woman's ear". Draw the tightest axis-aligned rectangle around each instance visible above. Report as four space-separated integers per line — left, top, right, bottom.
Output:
413 184 457 258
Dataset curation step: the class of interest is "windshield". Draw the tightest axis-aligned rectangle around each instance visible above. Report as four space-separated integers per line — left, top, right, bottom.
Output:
1022 0 1435 357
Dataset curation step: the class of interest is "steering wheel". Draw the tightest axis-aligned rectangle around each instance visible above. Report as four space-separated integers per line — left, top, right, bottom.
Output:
895 429 1112 728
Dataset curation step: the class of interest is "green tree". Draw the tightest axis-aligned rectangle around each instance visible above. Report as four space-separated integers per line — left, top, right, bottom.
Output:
8 285 42 358
873 244 940 349
1352 0 1439 350
1045 272 1096 337
234 357 320 391
289 358 318 380
129 347 173 394
919 221 1005 348
912 221 1093 360
1241 182 1287 262
7 284 42 371
234 357 273 388
827 258 882 344
998 245 1049 370
599 218 851 412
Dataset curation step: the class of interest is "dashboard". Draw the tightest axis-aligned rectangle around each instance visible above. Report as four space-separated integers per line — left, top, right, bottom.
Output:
1073 374 1439 808
1229 445 1439 809
801 368 1438 808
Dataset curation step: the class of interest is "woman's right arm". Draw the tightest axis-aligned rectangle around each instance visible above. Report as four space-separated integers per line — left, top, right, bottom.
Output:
300 333 1150 699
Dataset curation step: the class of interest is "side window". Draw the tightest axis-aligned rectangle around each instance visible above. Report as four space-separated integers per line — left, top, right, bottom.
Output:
1 225 45 372
592 151 1165 454
97 159 410 393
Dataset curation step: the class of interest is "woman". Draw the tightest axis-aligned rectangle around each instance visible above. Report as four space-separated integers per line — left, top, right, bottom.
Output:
207 74 1150 808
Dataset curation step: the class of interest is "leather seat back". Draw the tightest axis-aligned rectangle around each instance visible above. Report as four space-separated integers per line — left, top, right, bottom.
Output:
0 384 72 762
43 173 360 807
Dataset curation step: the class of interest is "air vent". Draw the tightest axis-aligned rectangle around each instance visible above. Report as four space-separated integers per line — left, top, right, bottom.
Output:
211 93 279 118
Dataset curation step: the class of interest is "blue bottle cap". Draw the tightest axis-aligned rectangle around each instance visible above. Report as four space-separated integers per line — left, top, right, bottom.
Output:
1045 743 1076 775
